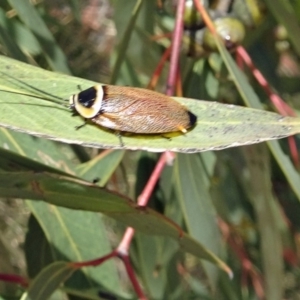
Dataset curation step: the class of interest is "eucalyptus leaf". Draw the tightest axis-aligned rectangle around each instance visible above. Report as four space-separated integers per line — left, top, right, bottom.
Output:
20 262 74 300
8 0 70 73
214 35 300 201
0 56 299 153
0 170 231 275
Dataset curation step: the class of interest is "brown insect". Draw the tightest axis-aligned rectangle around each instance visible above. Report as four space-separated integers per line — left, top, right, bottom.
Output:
69 85 197 145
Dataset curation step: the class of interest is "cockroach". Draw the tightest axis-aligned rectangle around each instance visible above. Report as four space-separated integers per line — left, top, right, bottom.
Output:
69 85 197 145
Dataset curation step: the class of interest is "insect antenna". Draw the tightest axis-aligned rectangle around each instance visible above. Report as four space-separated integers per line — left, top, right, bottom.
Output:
0 89 69 110
0 71 63 102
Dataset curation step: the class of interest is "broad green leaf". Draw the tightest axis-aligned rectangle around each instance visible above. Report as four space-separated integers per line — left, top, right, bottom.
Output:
25 215 55 278
163 253 187 299
131 160 187 299
0 56 299 153
175 154 220 253
0 170 231 274
26 203 122 296
25 215 124 299
0 127 78 171
0 130 122 294
20 262 75 300
132 233 177 299
131 152 179 299
175 153 222 289
242 144 284 300
7 0 70 74
0 146 73 175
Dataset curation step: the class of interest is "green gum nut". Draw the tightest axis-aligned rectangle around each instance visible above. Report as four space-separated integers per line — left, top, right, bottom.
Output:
203 17 245 51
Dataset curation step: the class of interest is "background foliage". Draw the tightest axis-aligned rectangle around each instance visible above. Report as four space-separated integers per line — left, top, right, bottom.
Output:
0 0 300 299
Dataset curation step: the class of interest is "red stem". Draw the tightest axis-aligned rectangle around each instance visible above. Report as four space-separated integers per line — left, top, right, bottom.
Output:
236 46 299 167
117 152 174 252
0 273 28 287
122 254 147 300
71 251 117 268
219 218 264 299
70 3 186 298
147 46 171 90
117 227 135 254
236 46 296 117
193 0 216 34
165 0 185 96
288 135 300 169
138 152 174 206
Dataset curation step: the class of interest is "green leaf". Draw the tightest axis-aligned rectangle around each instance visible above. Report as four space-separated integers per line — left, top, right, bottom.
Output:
174 153 222 288
0 56 299 153
0 7 41 57
112 0 160 86
7 0 70 73
0 127 78 170
20 262 75 300
185 58 220 100
0 8 28 62
0 129 122 294
132 233 176 299
26 204 122 295
215 37 300 201
0 170 231 274
242 144 284 299
25 215 55 278
76 149 125 186
110 0 143 84
0 146 73 175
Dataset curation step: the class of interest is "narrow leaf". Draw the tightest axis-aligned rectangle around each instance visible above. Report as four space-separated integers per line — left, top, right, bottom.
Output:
110 0 143 83
76 149 125 186
215 38 300 201
0 8 28 62
0 170 231 275
7 0 70 73
20 262 74 300
0 56 299 153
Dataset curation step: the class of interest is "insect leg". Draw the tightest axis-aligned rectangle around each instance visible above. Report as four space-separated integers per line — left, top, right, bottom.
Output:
115 131 124 147
75 119 87 130
92 177 100 184
161 135 171 141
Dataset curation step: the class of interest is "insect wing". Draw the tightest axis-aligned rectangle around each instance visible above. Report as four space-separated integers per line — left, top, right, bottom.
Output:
93 86 193 133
